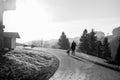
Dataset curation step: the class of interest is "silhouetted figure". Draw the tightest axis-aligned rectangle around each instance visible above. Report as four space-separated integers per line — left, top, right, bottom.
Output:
71 41 77 56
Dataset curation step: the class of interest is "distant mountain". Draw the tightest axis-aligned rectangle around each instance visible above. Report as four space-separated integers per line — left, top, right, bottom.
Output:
48 39 58 45
95 31 105 41
68 37 80 44
24 37 80 48
44 37 80 45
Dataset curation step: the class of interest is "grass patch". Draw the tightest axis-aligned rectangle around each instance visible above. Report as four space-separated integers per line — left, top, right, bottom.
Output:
0 48 59 80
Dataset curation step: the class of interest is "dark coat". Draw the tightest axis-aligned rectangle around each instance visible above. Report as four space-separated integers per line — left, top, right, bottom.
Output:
71 41 76 50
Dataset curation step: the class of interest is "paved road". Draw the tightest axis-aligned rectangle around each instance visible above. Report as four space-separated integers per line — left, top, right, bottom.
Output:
34 48 120 80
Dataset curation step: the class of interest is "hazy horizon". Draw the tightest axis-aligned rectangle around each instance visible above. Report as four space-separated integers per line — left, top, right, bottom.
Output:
3 0 120 43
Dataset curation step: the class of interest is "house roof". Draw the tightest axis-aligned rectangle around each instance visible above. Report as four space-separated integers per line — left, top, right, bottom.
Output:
4 32 20 38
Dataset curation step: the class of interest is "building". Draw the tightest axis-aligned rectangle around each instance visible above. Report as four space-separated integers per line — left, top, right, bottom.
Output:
4 32 20 50
0 0 16 50
0 0 5 49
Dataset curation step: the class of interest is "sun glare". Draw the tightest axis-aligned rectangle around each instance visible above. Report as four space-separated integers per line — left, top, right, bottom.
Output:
4 0 118 43
4 0 54 42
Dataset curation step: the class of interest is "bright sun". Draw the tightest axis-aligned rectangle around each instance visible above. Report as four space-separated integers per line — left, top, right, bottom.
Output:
4 0 57 43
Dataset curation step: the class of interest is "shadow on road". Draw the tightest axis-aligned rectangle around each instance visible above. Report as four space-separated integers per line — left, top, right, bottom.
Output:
69 54 120 72
70 55 87 63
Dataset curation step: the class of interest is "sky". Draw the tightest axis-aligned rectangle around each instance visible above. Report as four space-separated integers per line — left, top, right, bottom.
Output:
3 0 120 43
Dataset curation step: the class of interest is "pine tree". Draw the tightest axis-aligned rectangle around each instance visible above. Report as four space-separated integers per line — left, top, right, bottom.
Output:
58 32 70 50
77 29 89 53
88 29 97 56
115 37 120 65
103 37 111 60
96 41 103 57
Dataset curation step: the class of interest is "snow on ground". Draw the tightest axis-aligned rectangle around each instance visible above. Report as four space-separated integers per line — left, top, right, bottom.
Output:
34 48 120 80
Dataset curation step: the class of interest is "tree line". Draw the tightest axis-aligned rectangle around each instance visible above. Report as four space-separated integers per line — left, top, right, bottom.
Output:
77 29 111 60
57 29 111 60
29 27 120 65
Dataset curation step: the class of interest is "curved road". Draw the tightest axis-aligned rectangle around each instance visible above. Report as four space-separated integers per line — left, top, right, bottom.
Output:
34 48 120 80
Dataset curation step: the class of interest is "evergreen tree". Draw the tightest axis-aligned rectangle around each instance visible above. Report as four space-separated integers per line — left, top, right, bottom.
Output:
58 32 70 50
77 29 89 53
96 41 103 57
88 29 97 56
115 37 120 65
103 37 111 60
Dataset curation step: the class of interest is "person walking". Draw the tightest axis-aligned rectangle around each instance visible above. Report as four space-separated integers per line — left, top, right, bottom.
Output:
71 41 77 56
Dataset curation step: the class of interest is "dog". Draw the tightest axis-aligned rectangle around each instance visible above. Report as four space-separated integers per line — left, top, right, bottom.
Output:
66 49 70 55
